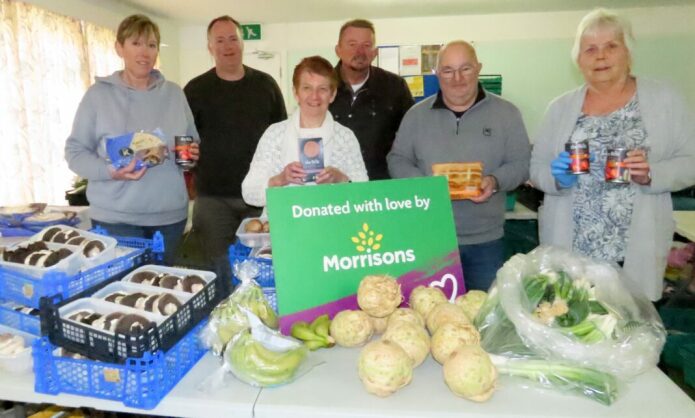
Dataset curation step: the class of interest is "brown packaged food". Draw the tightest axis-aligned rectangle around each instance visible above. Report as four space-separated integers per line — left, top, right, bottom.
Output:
432 162 484 200
244 218 264 233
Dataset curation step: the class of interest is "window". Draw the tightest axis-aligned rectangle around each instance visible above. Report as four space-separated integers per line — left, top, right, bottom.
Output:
0 0 120 206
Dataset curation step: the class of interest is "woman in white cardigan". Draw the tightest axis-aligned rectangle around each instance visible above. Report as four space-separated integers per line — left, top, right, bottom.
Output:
530 8 695 301
242 56 368 207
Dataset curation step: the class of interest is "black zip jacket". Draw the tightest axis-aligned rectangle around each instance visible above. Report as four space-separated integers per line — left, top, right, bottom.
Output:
329 63 414 180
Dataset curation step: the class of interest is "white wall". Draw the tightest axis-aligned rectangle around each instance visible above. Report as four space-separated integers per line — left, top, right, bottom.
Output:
24 0 182 83
178 5 695 137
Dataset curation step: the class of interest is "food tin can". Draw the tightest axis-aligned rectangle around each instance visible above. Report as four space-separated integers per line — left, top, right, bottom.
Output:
565 140 590 174
174 136 196 169
605 147 630 184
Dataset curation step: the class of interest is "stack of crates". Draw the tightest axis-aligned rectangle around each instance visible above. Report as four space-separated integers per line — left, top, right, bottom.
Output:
0 229 215 409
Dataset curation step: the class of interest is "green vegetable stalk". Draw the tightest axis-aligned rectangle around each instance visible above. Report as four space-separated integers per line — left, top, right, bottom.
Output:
489 354 619 406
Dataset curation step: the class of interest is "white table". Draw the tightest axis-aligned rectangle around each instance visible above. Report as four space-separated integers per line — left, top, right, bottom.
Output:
0 353 260 417
2 346 693 418
674 211 695 242
255 347 694 418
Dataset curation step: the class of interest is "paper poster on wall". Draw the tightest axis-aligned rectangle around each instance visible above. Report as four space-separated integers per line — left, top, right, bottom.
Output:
421 45 441 74
377 46 399 75
399 45 421 76
266 177 465 332
404 75 424 98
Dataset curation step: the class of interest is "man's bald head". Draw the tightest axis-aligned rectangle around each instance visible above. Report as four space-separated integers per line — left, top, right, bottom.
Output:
436 40 479 70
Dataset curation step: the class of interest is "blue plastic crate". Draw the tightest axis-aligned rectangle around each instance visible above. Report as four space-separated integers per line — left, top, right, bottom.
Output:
228 242 275 288
33 320 207 410
0 300 40 335
0 232 162 308
263 287 278 313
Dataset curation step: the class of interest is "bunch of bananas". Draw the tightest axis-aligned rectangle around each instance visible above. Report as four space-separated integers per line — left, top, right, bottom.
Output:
211 282 278 350
290 314 336 350
227 329 307 386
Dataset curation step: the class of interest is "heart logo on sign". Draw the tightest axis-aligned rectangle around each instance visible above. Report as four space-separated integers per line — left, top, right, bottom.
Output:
428 273 458 302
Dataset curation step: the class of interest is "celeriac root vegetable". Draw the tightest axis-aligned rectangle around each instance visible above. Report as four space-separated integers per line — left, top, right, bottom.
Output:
329 310 374 347
357 275 402 318
431 322 481 364
358 339 413 397
426 302 470 334
369 314 389 335
455 290 488 321
387 308 425 329
382 320 430 367
409 285 448 319
443 345 497 402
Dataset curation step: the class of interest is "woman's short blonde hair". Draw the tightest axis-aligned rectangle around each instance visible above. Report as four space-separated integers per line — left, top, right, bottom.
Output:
571 8 634 64
116 14 160 48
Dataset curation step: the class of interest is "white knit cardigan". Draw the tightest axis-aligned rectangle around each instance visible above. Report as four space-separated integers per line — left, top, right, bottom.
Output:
242 111 369 207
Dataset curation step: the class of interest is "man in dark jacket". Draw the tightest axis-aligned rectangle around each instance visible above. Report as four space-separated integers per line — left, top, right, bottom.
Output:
329 19 414 180
184 16 286 268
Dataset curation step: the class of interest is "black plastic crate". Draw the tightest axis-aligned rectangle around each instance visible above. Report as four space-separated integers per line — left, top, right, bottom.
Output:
40 266 226 363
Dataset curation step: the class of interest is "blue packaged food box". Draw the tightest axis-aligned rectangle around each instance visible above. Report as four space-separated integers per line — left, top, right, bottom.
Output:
106 131 168 170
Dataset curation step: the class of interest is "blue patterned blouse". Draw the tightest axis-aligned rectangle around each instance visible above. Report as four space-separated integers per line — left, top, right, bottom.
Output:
570 95 647 262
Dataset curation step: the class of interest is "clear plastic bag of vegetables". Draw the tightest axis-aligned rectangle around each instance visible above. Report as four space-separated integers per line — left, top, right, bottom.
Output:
475 246 666 405
200 260 278 354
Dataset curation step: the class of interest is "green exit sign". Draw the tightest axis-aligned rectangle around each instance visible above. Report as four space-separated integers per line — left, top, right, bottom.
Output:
241 24 261 41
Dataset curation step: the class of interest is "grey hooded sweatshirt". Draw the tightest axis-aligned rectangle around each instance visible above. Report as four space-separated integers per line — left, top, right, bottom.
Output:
65 70 198 226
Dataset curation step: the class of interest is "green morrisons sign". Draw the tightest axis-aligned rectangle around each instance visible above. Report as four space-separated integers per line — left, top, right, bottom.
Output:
241 24 261 40
266 177 464 332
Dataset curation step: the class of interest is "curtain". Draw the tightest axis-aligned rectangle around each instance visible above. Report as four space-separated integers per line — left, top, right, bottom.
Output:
0 0 121 206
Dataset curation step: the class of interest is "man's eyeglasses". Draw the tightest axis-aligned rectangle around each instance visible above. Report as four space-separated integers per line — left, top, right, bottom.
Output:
438 66 476 80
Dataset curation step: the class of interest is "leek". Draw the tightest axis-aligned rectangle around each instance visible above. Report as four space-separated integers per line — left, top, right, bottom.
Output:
489 354 619 406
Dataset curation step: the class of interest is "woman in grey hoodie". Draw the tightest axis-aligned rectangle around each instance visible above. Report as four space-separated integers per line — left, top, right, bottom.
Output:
65 15 199 264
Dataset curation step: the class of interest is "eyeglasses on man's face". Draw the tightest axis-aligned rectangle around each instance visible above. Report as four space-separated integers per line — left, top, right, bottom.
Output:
437 65 477 80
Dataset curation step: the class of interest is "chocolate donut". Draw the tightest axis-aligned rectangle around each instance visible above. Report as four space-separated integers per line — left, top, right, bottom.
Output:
181 275 207 293
42 227 62 242
155 293 181 315
82 240 106 258
113 313 151 336
104 291 126 304
55 248 73 260
158 274 181 290
130 270 158 284
66 236 86 246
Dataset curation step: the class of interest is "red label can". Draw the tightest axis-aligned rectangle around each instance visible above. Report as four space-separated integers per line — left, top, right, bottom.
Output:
175 136 196 169
566 140 590 174
605 148 630 184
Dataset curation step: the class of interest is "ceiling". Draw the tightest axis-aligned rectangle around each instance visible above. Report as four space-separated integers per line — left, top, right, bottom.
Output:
118 0 693 24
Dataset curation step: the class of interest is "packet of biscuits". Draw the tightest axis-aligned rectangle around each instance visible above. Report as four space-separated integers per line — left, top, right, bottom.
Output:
432 162 483 200
106 129 168 170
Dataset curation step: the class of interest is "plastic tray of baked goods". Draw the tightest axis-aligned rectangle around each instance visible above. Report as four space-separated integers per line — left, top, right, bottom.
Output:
33 320 207 409
0 225 118 277
0 231 161 309
40 265 223 363
0 300 40 335
0 322 36 374
236 216 270 248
